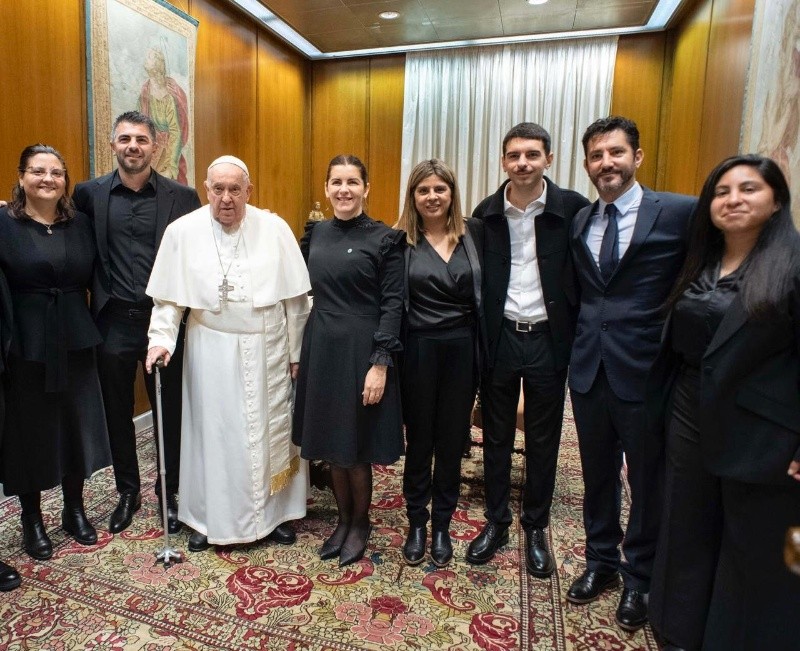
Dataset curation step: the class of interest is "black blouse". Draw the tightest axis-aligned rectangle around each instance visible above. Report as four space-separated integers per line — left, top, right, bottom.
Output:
408 237 474 331
671 263 740 367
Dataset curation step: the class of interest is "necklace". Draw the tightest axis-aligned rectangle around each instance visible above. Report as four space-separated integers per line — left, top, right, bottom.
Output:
30 217 54 235
210 216 244 306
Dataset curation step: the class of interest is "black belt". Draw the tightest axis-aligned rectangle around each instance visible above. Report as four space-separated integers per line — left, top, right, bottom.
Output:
504 317 549 333
15 286 83 392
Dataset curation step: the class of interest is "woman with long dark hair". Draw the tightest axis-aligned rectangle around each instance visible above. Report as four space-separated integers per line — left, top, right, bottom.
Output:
0 144 110 560
293 155 405 566
648 155 800 650
395 159 481 567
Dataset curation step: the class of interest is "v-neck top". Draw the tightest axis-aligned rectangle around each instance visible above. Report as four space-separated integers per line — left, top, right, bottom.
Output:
671 263 741 367
407 236 474 331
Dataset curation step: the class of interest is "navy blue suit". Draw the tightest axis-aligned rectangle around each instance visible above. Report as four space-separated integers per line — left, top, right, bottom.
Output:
568 187 695 591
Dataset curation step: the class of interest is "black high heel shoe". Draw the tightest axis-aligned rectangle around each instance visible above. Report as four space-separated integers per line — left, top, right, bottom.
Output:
339 524 372 567
319 521 350 560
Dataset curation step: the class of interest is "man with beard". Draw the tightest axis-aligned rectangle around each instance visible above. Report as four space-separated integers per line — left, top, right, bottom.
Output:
73 111 201 535
566 116 695 632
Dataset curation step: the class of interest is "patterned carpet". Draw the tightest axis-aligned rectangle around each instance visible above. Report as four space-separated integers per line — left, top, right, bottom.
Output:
0 406 658 650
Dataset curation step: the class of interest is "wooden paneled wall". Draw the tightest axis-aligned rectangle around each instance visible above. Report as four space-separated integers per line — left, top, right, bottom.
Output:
308 55 405 226
660 0 756 195
610 33 669 189
0 0 310 233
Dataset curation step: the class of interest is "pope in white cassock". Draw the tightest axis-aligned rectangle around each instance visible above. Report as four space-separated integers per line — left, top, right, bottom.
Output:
145 155 311 552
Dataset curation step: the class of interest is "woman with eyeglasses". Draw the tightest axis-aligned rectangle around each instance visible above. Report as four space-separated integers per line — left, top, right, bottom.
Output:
0 144 110 560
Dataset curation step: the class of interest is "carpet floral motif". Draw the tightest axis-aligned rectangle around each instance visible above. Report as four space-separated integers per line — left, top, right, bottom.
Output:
0 404 657 650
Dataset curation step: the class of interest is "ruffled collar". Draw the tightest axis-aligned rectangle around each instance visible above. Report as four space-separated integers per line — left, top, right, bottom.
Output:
332 213 369 229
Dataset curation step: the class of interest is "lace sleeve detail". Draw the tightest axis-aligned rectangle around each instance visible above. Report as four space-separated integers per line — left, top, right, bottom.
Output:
378 228 406 260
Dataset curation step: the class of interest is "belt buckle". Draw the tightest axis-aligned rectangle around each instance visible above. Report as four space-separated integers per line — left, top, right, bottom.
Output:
515 320 533 333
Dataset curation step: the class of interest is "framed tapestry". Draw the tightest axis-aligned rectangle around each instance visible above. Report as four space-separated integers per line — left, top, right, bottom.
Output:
741 0 799 217
86 0 198 185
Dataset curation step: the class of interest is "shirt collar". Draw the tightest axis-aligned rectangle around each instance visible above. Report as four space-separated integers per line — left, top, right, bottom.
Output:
598 181 642 218
110 168 157 192
504 178 548 218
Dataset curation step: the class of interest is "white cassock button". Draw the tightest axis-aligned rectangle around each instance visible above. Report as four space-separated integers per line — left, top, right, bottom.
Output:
347 248 352 253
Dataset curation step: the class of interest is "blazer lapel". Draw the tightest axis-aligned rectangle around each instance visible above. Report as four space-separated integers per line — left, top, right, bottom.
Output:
704 295 748 358
616 191 660 273
572 202 603 284
462 228 482 312
155 177 176 246
94 177 112 273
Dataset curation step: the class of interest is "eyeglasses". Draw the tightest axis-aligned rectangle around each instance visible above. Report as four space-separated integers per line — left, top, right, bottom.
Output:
210 185 242 197
25 167 66 179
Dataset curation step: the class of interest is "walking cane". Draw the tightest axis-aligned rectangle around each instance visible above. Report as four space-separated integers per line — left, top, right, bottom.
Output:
153 358 183 567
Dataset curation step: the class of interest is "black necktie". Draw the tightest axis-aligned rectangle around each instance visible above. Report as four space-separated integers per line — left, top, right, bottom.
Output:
598 203 619 282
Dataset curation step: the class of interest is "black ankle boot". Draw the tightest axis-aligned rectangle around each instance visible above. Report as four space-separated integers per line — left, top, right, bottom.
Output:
62 504 97 545
403 525 426 565
430 529 453 567
22 513 53 560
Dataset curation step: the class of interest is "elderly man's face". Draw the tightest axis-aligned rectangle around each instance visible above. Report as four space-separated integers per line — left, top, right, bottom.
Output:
205 163 252 227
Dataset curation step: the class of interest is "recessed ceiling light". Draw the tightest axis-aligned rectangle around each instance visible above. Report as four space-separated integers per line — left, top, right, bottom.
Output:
379 11 400 20
527 0 549 5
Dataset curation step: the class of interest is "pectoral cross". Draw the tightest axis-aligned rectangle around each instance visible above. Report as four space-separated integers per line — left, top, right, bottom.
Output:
218 277 234 306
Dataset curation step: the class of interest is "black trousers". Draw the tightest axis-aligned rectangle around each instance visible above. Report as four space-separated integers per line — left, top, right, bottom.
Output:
650 369 800 650
570 364 663 592
649 368 721 649
703 478 800 651
402 328 475 530
481 320 567 530
96 301 184 497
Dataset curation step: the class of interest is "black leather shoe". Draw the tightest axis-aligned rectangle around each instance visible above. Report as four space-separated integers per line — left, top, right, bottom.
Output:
267 523 296 545
430 529 453 567
403 525 426 565
62 506 98 545
109 492 141 533
0 559 21 591
465 522 509 564
615 588 648 631
21 513 53 560
524 527 554 577
566 568 620 604
188 530 211 552
159 494 181 534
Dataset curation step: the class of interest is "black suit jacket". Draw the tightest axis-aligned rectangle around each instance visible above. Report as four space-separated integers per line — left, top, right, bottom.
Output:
471 177 590 370
569 188 695 402
648 282 800 486
72 170 201 317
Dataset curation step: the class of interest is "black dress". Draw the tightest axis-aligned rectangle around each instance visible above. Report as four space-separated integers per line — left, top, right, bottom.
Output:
0 208 110 495
292 214 404 466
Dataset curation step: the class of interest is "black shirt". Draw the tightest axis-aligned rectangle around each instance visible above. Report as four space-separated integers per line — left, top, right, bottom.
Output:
408 237 474 331
672 263 740 367
107 170 158 303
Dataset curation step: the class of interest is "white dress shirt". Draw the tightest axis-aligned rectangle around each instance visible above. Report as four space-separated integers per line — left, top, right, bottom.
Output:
585 182 643 267
503 181 548 323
